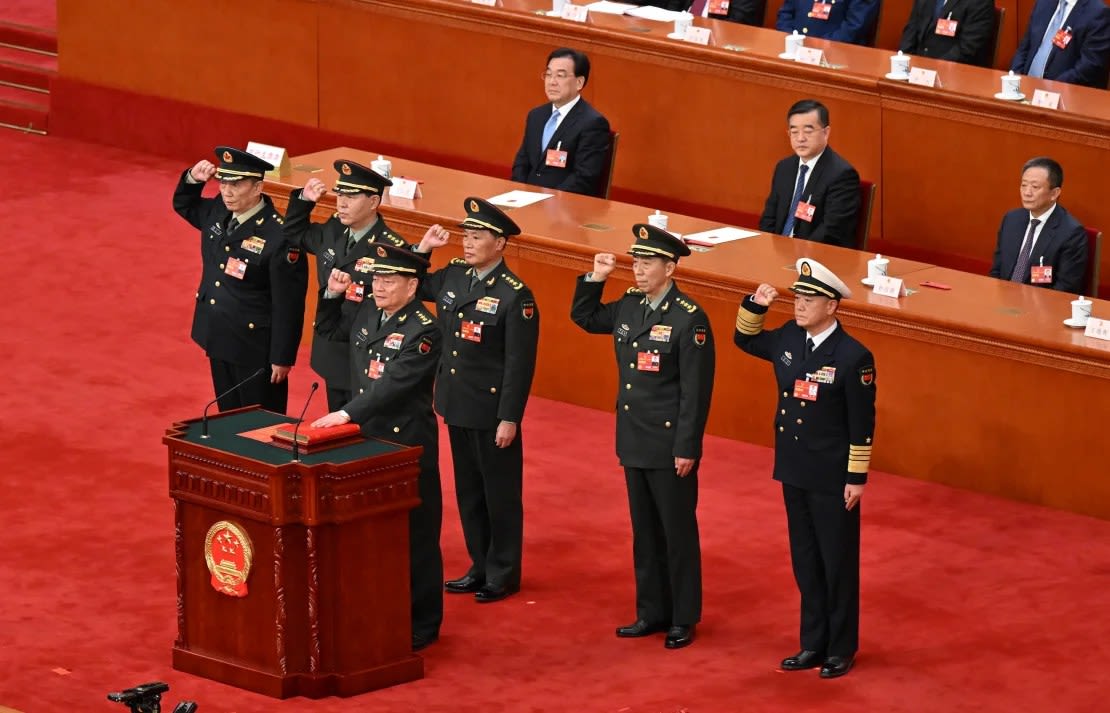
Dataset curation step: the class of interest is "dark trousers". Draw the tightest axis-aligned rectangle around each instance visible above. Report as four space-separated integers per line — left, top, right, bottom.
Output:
624 465 702 626
447 424 524 589
325 384 352 412
410 453 444 641
782 483 861 657
209 358 287 413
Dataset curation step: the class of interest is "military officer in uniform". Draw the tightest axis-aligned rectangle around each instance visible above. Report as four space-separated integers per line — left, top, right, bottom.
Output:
732 258 876 679
311 244 444 652
283 159 412 411
570 225 715 650
173 146 307 413
415 198 540 603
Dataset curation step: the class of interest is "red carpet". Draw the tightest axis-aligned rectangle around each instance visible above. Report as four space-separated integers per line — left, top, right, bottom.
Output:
1 131 1109 712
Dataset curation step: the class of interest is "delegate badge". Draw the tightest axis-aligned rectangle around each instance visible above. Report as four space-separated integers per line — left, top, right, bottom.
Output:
1030 265 1053 284
345 282 365 302
637 351 661 372
793 379 819 401
204 520 254 597
224 257 247 279
367 359 385 379
461 321 483 343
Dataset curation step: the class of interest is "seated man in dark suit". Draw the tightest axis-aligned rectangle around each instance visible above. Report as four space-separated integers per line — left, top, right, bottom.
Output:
776 0 880 45
989 157 1088 293
638 0 765 25
1011 0 1110 88
759 99 860 247
899 0 996 66
511 48 611 197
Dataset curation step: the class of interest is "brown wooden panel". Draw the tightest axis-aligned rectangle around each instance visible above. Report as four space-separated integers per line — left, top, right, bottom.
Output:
266 147 1110 519
56 0 319 125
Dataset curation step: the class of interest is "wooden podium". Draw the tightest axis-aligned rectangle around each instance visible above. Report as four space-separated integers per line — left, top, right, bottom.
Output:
164 407 425 698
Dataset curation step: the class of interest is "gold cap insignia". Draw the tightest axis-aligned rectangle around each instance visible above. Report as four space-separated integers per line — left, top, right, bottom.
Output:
469 199 479 213
204 520 254 598
638 226 649 239
800 261 812 276
222 150 233 163
341 162 352 175
377 246 387 257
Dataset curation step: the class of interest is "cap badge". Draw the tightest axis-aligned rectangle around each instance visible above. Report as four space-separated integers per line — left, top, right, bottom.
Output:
376 246 387 257
800 261 812 276
469 199 479 213
638 226 649 239
222 150 233 163
341 162 352 176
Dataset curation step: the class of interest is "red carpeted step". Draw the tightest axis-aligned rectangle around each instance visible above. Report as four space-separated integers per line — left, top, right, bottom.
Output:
0 21 57 54
0 81 47 132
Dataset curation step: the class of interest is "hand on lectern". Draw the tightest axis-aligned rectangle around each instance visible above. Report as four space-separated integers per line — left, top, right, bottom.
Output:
190 160 217 183
312 410 351 428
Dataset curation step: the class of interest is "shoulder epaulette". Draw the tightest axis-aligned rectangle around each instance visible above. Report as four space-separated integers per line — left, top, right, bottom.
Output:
415 308 435 326
382 231 405 247
675 296 698 314
625 287 643 295
332 212 340 219
501 273 523 291
450 258 468 266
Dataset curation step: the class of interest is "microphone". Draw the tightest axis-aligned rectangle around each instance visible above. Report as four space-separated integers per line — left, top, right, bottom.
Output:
201 367 267 438
291 382 320 462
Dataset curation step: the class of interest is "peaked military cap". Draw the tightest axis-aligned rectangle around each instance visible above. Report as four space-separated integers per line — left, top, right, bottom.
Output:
333 159 392 195
628 223 691 261
367 243 430 275
214 146 273 182
791 258 852 300
459 197 521 237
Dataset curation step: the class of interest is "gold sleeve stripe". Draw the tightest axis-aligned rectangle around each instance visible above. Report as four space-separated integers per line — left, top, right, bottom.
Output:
848 444 872 474
735 305 766 335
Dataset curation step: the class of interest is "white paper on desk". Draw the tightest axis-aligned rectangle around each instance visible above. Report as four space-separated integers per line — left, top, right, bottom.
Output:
682 227 760 245
624 5 687 21
487 190 555 208
584 0 637 13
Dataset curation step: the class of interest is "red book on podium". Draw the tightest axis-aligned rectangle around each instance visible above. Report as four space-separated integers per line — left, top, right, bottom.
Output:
271 423 362 452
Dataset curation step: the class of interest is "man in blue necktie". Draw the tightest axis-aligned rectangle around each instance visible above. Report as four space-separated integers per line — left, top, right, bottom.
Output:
510 47 612 197
758 99 861 248
1011 0 1110 87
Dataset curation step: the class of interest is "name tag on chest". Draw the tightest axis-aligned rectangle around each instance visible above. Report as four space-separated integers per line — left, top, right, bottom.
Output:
637 352 661 372
462 321 483 342
793 379 819 401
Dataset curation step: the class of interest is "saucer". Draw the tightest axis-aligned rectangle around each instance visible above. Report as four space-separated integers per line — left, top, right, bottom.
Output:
1063 317 1088 328
778 51 797 59
861 277 879 287
994 91 1025 101
884 72 910 81
667 32 686 39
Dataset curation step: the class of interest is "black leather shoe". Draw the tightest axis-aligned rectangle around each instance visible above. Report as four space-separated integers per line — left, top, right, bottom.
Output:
664 624 695 649
444 574 483 593
412 632 439 652
819 655 855 678
474 583 518 603
615 619 667 638
781 650 823 670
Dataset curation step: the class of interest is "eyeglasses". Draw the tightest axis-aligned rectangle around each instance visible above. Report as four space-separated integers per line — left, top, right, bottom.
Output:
542 70 574 81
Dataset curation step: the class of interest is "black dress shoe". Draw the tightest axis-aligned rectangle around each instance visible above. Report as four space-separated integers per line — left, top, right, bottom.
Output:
412 632 439 652
664 624 695 649
781 650 823 670
615 619 667 638
444 574 483 594
474 583 518 603
819 655 855 678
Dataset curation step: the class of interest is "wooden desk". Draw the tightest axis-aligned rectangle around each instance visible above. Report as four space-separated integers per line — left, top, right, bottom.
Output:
266 147 1110 520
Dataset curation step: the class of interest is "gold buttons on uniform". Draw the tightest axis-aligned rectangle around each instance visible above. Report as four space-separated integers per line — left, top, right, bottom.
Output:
629 363 635 368
782 391 789 397
452 350 458 357
393 426 400 433
781 409 786 415
359 388 364 394
665 421 672 428
625 384 631 390
248 323 255 329
209 298 216 305
632 341 638 348
800 402 806 407
779 426 784 432
490 387 497 394
225 246 230 252
457 312 464 319
454 332 460 338
796 418 803 424
214 281 220 287
219 264 225 270
623 404 630 411
450 368 456 374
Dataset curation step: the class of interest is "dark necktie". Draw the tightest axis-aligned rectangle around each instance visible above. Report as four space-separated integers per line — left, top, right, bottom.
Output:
782 163 810 237
934 0 946 19
804 337 814 360
226 216 239 233
1010 218 1041 282
468 269 480 291
344 229 356 256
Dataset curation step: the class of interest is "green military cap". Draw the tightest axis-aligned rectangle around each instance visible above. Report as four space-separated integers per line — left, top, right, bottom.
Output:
628 223 691 261
333 159 392 195
214 146 272 182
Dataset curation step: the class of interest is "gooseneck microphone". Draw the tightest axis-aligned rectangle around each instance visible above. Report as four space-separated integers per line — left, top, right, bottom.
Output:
200 367 267 438
291 382 320 462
